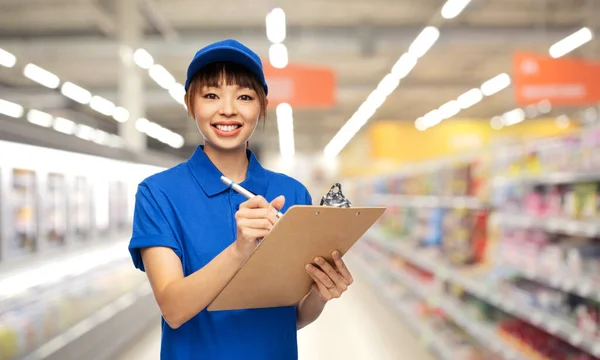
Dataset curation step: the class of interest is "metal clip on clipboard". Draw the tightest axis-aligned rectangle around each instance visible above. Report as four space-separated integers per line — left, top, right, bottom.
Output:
320 183 352 208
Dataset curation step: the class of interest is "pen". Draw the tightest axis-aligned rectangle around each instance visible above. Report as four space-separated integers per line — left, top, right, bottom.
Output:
220 175 284 218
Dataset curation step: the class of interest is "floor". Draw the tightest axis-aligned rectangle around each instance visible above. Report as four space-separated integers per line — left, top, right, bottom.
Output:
117 259 436 360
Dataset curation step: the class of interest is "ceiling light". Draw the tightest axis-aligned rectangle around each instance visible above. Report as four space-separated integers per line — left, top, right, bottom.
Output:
457 88 483 109
391 53 418 80
441 0 472 19
0 99 24 118
415 118 427 131
502 108 525 126
0 48 16 68
168 83 186 106
90 96 116 116
537 99 552 114
136 118 150 133
112 107 130 123
555 115 570 129
133 48 154 69
276 103 295 158
481 73 511 96
60 82 92 104
490 116 503 130
26 109 53 127
53 117 76 135
438 100 460 119
376 74 400 97
408 27 440 59
549 27 593 58
23 63 60 89
149 64 176 90
266 8 286 44
269 43 288 69
422 109 442 128
75 124 97 141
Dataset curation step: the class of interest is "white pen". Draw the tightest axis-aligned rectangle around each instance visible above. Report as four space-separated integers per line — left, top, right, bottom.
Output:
220 175 284 218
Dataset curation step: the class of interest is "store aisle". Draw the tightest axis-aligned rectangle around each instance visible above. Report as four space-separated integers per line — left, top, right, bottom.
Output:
116 259 434 360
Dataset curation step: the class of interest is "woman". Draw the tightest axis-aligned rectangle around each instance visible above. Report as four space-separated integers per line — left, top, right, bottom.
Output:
128 39 354 360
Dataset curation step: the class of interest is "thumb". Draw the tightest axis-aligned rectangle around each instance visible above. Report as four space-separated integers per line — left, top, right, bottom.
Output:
270 195 285 211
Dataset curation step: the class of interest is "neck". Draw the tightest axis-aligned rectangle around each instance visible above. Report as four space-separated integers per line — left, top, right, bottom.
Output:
203 143 249 184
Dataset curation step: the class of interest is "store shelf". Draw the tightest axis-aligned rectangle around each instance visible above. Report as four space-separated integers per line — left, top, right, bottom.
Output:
495 212 600 237
370 194 488 210
358 246 526 360
372 237 600 358
350 255 455 360
21 282 158 360
493 171 600 187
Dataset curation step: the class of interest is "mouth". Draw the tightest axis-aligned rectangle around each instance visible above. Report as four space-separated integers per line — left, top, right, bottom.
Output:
212 124 242 133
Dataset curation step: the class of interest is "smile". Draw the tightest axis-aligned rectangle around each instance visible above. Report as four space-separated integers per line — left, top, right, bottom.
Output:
213 124 241 132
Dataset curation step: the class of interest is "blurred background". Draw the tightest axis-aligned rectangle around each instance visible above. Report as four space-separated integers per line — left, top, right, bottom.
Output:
1 0 600 359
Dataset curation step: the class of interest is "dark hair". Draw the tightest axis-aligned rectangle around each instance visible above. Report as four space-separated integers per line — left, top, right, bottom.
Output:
184 62 268 123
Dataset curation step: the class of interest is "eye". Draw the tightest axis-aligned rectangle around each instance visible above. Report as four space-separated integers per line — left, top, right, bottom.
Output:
204 93 218 99
239 94 254 101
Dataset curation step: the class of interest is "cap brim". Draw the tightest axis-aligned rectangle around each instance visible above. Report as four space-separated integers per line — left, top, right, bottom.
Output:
185 46 266 93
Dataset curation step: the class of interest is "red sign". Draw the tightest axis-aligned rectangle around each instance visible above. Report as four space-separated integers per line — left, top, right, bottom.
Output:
513 52 600 106
262 62 336 109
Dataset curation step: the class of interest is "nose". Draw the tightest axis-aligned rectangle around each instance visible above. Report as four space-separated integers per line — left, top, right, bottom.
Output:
218 96 238 117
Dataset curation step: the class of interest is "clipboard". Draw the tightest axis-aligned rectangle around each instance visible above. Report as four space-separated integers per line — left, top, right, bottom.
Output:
207 205 386 311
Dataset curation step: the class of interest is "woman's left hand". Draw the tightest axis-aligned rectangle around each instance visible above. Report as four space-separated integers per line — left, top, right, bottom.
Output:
305 250 354 302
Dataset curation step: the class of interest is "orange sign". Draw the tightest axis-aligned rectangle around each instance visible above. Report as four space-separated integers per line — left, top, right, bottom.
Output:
262 62 336 109
513 52 600 106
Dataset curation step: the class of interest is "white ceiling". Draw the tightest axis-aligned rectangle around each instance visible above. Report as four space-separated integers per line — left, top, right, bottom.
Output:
0 0 598 158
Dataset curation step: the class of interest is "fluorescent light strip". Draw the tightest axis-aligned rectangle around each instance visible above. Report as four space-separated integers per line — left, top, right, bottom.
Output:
266 8 286 44
53 117 77 135
417 73 511 130
441 0 472 20
149 64 176 90
276 103 295 158
90 96 116 116
324 26 443 158
0 47 16 68
135 118 184 149
27 109 53 127
549 27 593 58
61 81 92 104
0 98 24 118
269 43 288 69
133 48 154 69
23 63 60 89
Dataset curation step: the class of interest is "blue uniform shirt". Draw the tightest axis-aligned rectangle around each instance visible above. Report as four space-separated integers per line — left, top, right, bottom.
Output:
128 145 313 360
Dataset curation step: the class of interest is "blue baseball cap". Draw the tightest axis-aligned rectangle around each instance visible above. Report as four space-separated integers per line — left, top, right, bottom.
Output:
185 39 268 95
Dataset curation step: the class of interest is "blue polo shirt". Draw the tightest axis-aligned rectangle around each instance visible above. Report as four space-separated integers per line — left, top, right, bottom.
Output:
128 145 313 360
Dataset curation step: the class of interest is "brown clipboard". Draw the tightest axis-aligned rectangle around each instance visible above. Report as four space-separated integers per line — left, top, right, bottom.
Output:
207 205 386 311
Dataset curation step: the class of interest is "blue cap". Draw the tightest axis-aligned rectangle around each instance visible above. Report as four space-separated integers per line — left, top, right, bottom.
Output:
185 39 268 95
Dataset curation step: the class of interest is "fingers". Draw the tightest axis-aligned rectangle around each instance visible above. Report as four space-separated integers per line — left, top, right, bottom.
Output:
236 218 273 231
332 250 353 285
238 227 270 241
236 207 276 222
313 257 347 292
239 195 270 209
270 195 285 211
305 264 335 289
305 267 336 301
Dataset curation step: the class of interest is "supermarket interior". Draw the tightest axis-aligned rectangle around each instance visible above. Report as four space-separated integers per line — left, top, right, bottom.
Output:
1 0 600 359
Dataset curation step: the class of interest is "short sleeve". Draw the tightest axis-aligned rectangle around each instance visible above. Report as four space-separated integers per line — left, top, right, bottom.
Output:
128 183 182 272
302 186 313 206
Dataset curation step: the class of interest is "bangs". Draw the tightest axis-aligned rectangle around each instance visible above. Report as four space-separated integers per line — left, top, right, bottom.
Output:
192 62 262 93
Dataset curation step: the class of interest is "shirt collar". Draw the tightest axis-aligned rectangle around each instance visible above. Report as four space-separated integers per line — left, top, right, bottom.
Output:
187 145 268 197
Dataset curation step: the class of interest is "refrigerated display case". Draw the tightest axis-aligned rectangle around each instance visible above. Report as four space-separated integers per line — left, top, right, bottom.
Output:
10 168 37 258
45 173 67 248
71 176 92 241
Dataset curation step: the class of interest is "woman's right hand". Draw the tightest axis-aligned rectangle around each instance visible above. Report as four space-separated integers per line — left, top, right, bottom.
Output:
233 195 285 258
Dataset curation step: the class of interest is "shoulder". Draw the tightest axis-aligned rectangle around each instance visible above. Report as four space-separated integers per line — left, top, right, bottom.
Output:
138 162 189 193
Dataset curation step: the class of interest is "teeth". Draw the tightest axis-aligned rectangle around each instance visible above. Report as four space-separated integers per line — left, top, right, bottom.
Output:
216 125 239 132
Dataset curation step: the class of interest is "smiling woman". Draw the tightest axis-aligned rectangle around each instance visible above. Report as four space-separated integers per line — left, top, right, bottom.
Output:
128 39 354 360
